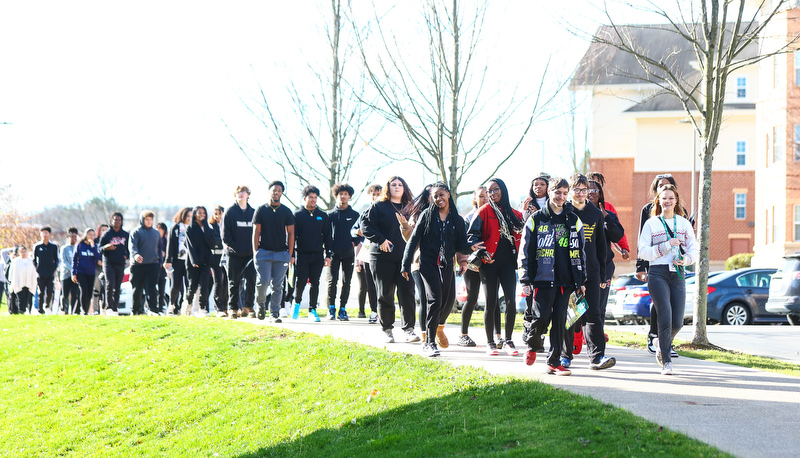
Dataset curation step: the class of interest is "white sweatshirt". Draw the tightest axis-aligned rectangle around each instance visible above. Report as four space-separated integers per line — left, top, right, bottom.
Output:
9 257 37 293
637 214 698 268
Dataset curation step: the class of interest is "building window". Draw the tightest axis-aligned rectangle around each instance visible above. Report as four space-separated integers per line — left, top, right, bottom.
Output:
737 77 747 98
795 206 800 242
795 50 800 86
736 141 746 166
774 126 785 163
735 194 746 220
795 125 800 162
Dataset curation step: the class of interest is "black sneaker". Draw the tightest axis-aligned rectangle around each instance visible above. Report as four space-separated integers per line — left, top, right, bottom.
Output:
646 333 657 355
257 304 266 321
458 335 477 347
358 311 367 319
670 346 679 358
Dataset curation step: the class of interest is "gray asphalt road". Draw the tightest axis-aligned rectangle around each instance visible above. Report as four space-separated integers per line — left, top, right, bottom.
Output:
607 323 800 363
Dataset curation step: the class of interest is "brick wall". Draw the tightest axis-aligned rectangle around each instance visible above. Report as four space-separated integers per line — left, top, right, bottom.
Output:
589 158 755 265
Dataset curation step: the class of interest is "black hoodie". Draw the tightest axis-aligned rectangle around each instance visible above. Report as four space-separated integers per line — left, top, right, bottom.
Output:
223 202 255 257
293 206 333 257
571 200 607 282
328 205 360 258
185 219 215 267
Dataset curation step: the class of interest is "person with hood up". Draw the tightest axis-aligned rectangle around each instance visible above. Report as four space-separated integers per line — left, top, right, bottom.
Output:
129 210 162 315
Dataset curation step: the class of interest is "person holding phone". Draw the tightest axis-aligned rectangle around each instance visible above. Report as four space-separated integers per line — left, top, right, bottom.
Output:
361 176 417 344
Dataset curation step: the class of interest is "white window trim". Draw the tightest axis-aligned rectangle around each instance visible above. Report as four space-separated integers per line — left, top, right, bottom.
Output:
735 140 747 166
734 193 746 220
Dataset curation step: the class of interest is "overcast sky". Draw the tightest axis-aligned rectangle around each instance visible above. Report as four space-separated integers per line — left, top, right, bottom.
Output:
0 1 659 214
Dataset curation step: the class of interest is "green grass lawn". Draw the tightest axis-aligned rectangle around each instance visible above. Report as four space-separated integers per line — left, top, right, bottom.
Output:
0 316 728 457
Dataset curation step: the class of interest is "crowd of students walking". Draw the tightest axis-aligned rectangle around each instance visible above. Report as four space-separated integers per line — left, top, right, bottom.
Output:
0 172 697 376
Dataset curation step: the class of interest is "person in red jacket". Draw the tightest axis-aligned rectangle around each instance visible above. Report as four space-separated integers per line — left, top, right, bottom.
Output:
467 178 524 356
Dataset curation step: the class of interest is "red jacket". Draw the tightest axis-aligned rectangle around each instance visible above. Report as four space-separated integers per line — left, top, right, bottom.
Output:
466 204 522 261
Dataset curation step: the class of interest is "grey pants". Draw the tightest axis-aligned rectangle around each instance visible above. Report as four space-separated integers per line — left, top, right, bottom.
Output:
255 249 291 317
647 265 685 364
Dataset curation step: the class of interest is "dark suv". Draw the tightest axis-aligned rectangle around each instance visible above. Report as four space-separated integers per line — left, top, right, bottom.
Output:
766 254 800 325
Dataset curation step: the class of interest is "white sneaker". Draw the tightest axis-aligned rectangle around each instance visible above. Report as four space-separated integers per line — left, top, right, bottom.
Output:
661 362 673 375
368 312 378 323
279 308 288 318
404 329 421 343
199 310 210 318
654 337 663 366
384 329 395 343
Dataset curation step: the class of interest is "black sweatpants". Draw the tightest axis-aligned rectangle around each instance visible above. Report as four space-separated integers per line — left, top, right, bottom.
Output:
327 256 354 308
294 252 324 310
76 272 95 315
479 260 517 343
370 256 415 332
186 263 212 312
61 276 79 314
211 264 228 312
169 262 188 309
36 275 54 313
227 255 255 313
563 280 605 363
103 261 125 312
418 263 455 344
131 263 159 314
523 285 574 367
158 266 167 311
8 290 20 314
18 288 32 314
356 263 377 314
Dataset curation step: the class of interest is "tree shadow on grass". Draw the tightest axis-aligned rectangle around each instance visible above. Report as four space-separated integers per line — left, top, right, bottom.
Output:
234 379 723 458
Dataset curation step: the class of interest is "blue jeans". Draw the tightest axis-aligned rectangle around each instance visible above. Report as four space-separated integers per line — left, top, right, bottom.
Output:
255 249 291 317
647 265 685 364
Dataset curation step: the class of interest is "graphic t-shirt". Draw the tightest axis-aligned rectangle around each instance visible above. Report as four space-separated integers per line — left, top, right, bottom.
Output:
552 212 572 286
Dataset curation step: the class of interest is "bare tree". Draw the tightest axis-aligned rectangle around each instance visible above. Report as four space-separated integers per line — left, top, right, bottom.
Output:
354 0 564 198
582 0 799 345
0 185 40 249
230 0 383 210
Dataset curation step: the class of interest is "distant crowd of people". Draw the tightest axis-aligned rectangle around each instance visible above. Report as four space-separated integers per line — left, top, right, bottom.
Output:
0 171 697 376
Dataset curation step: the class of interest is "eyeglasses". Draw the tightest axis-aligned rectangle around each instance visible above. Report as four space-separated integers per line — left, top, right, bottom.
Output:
587 189 599 194
487 189 500 195
572 188 589 194
656 173 673 179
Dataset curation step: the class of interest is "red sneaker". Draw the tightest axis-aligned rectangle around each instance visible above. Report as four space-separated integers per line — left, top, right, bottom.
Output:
546 365 572 376
573 330 583 355
524 350 537 366
604 333 609 342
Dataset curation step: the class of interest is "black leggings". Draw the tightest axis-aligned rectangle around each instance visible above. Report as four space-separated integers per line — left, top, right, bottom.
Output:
170 262 188 308
563 281 605 362
211 264 228 312
76 272 95 315
370 256 415 332
357 263 378 314
186 263 212 312
460 269 500 335
479 260 517 343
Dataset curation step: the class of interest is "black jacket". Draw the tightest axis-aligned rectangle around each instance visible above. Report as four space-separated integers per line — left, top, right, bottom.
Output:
99 228 130 265
166 223 185 264
185 220 215 267
402 207 472 273
223 202 255 257
293 207 333 256
32 242 59 277
361 201 407 262
328 206 360 258
519 202 586 288
571 201 607 282
210 221 224 267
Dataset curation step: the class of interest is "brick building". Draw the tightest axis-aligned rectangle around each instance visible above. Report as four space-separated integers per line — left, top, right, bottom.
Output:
571 24 758 272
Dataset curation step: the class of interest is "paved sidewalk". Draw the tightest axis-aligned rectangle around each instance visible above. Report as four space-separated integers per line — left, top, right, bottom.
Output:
241 316 800 458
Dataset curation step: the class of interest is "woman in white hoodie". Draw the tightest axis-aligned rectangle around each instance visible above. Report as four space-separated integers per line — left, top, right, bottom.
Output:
9 246 38 314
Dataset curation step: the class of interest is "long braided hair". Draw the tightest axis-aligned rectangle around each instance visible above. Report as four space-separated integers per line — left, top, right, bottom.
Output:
420 181 459 238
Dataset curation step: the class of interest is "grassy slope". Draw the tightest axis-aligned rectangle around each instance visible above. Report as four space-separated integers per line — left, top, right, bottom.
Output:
0 316 728 457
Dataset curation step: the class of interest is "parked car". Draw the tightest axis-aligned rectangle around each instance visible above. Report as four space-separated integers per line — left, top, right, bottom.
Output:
685 268 782 325
118 267 172 315
614 272 696 325
766 254 800 325
606 274 645 324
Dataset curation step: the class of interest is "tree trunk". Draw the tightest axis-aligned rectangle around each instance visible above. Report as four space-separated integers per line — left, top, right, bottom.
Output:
329 0 341 208
449 0 460 195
